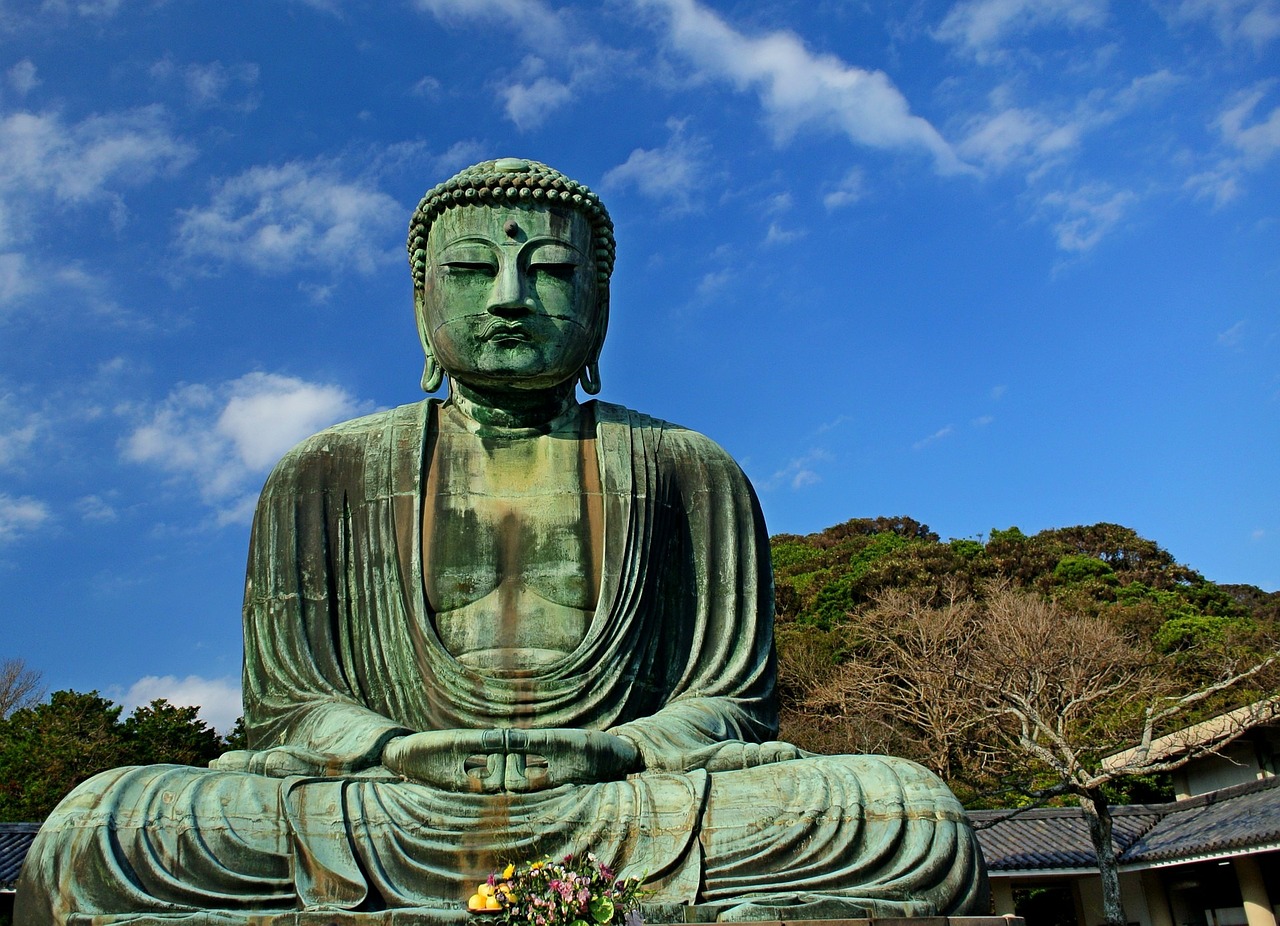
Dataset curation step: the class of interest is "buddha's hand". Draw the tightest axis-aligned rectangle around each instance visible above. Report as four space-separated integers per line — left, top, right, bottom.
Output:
660 740 803 773
380 729 640 794
210 745 340 778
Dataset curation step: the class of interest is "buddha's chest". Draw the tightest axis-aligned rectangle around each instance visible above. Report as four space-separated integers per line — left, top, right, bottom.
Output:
422 427 603 671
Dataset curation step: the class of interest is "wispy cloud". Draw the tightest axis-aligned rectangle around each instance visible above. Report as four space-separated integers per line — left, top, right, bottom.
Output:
7 60 39 96
413 0 621 129
763 448 834 491
763 222 804 246
150 57 260 110
0 396 39 467
1175 76 1279 219
413 0 567 47
118 674 242 733
958 102 1082 172
1039 182 1135 252
176 158 402 275
636 0 968 175
0 105 193 248
1217 319 1247 347
122 372 370 524
0 493 50 542
602 121 709 214
1163 0 1280 49
913 425 955 450
935 0 1109 59
823 168 866 210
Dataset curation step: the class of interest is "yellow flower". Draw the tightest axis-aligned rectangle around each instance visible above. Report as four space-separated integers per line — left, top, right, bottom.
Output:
503 863 516 879
530 861 545 870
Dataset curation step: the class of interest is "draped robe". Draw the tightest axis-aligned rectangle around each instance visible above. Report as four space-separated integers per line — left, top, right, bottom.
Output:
16 400 987 924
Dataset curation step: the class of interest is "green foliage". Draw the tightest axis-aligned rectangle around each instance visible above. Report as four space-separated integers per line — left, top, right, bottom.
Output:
949 538 985 561
1154 615 1256 654
771 516 1280 803
0 690 230 822
1054 554 1117 584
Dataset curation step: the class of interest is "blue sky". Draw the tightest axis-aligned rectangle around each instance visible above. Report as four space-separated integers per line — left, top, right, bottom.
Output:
1 0 1277 731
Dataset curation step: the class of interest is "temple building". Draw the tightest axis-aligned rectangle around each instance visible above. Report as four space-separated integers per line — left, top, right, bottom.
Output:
974 700 1280 926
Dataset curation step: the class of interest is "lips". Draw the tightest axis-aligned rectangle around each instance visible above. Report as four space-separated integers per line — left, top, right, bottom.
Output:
481 321 532 342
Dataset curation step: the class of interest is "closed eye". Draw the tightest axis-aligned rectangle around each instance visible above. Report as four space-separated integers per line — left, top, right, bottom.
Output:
443 261 497 275
531 262 577 282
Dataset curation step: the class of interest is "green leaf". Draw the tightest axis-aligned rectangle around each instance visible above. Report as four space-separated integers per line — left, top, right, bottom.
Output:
589 896 615 924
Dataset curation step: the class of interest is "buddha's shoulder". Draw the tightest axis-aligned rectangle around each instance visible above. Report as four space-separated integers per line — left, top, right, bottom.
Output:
267 401 426 477
592 401 744 473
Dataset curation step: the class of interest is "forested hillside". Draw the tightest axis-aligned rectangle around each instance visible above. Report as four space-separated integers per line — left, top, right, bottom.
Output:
771 518 1279 805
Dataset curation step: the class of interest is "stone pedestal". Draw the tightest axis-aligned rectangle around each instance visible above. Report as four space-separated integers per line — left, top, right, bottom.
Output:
81 916 1023 926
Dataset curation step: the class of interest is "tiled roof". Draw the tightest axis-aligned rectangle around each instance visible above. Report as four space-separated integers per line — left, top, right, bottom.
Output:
1125 776 1280 862
971 777 1280 874
0 823 39 890
971 803 1163 871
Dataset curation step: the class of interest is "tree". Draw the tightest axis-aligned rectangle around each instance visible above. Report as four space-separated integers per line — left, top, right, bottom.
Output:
122 699 224 768
0 658 42 718
0 690 127 821
0 690 230 821
784 579 1277 926
796 583 990 786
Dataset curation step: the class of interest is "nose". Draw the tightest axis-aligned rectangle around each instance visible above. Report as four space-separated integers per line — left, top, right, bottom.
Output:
487 258 533 316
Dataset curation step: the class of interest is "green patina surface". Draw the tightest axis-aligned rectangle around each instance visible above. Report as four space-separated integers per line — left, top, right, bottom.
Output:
17 159 988 925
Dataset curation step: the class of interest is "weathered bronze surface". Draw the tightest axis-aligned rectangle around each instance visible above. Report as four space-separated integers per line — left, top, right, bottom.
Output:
16 159 988 924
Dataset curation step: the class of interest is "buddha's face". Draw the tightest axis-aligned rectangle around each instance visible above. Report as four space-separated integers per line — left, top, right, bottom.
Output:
419 203 599 393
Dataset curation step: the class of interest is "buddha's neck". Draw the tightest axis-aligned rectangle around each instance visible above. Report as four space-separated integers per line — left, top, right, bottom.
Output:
447 381 580 433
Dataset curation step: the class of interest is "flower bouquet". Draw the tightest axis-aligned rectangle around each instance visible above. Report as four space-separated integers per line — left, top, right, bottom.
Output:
467 853 645 926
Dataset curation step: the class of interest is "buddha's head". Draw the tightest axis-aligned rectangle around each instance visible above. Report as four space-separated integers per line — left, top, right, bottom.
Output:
407 158 615 397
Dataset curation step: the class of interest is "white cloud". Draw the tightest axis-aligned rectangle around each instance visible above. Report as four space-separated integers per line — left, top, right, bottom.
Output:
150 58 260 110
413 1 623 128
913 425 955 450
636 0 968 175
763 222 804 246
123 372 370 524
500 66 574 130
1039 182 1135 252
1165 0 1280 48
0 105 193 247
0 493 50 542
695 267 731 298
958 104 1082 172
972 414 995 426
413 0 567 47
1217 83 1280 164
120 674 242 733
25 0 128 17
77 494 118 522
7 59 38 95
177 158 403 275
823 168 866 210
0 396 39 467
0 252 36 306
1185 83 1280 205
936 0 1108 56
1217 319 1247 347
603 122 708 214
763 448 834 491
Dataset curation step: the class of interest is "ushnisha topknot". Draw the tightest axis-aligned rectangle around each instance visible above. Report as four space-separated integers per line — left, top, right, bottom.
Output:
407 157 616 296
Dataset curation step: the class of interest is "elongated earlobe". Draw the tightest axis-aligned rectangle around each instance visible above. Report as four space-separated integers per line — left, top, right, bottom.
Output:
421 351 444 393
579 361 601 395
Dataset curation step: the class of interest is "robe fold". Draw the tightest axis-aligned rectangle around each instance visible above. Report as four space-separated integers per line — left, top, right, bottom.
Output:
16 400 987 924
